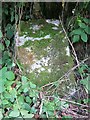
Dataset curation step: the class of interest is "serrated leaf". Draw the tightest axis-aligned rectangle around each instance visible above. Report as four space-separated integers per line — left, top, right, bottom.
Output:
9 110 20 117
72 35 80 43
5 71 15 80
81 32 88 42
78 22 87 29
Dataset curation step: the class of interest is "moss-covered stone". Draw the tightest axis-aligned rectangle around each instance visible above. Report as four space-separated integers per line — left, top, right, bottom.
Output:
16 19 76 96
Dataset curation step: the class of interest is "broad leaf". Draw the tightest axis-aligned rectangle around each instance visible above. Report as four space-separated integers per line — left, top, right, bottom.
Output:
30 82 36 89
5 71 15 80
0 110 3 119
83 18 90 24
5 40 10 47
69 29 83 36
78 22 87 29
21 76 27 84
72 35 80 43
84 26 90 35
6 29 14 39
80 76 90 91
9 110 20 117
81 32 88 42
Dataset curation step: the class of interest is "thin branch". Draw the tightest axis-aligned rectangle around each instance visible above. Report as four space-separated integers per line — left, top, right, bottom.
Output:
41 57 90 89
44 95 89 108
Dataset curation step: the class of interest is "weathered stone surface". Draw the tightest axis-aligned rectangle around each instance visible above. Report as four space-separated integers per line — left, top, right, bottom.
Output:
16 19 76 96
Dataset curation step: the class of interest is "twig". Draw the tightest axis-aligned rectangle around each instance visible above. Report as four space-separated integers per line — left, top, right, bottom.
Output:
44 95 89 108
59 16 84 80
41 57 90 89
39 98 44 115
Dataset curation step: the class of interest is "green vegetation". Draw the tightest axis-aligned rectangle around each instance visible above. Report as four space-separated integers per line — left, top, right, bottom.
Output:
0 2 90 119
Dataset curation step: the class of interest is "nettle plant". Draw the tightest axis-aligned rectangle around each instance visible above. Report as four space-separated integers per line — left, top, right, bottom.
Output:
69 17 90 43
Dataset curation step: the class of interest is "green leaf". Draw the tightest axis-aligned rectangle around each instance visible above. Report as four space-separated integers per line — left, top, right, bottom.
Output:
23 87 28 93
26 96 32 104
6 29 14 39
30 82 36 89
0 110 3 119
5 71 15 80
9 110 20 117
84 26 90 35
5 24 12 31
0 30 2 38
83 18 90 24
78 22 87 29
80 76 90 91
11 12 14 22
23 114 34 118
5 40 10 47
15 14 18 22
20 109 34 118
21 76 27 84
2 99 9 105
81 32 88 42
69 29 82 36
0 82 5 93
0 43 4 51
0 67 7 78
22 103 31 111
72 35 80 43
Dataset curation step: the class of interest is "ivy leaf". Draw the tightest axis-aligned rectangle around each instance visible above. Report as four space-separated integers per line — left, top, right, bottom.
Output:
72 35 80 43
0 30 2 38
9 110 20 117
5 71 15 80
81 32 88 42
